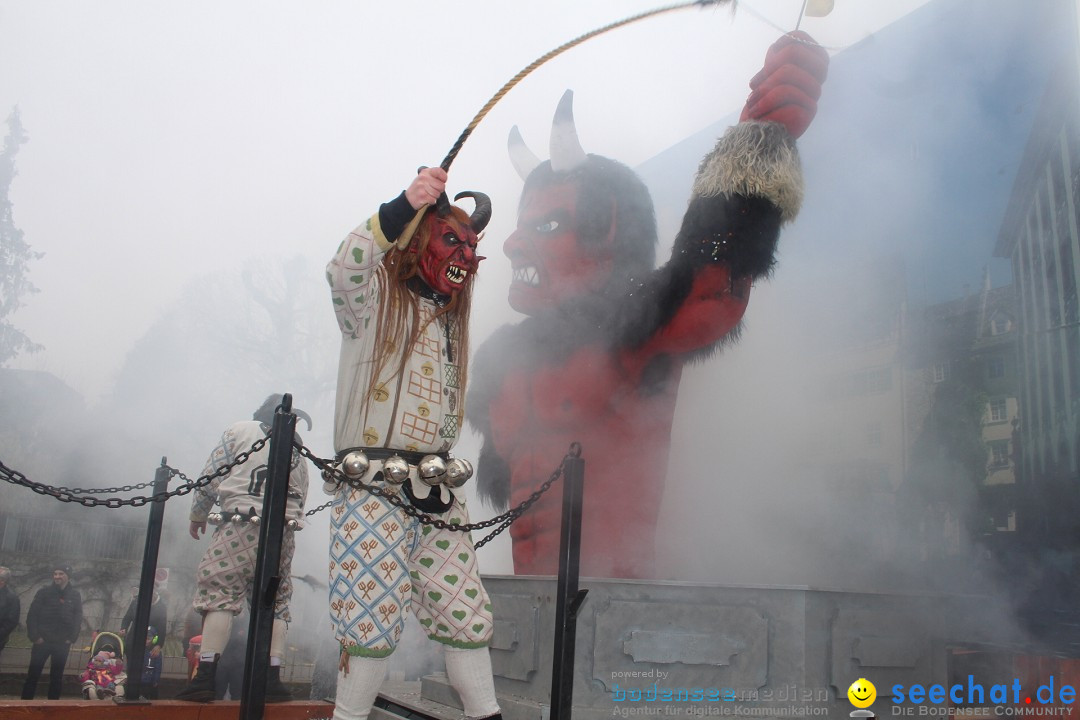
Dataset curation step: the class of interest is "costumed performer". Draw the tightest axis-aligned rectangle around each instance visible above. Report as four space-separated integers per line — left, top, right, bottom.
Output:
323 166 502 720
175 394 312 703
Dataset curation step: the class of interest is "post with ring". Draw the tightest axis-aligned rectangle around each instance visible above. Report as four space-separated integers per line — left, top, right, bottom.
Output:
550 443 587 720
239 393 297 720
120 458 171 703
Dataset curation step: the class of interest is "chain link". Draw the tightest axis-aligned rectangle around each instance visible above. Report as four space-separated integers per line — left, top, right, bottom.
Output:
52 480 159 495
305 499 335 517
0 437 269 509
1 435 570 549
295 442 567 548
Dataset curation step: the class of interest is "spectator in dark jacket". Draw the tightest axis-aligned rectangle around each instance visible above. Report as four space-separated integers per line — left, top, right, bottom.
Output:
119 584 168 659
21 565 84 700
0 566 19 656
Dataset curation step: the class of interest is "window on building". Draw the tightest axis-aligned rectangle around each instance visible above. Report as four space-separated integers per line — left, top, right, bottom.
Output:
990 314 1011 335
988 440 1010 469
987 355 1006 379
989 398 1008 422
933 363 949 383
846 366 893 396
1073 165 1080 211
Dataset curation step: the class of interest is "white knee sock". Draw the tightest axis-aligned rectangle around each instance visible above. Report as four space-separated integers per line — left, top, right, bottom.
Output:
333 656 387 720
444 647 500 719
199 610 234 659
270 619 288 664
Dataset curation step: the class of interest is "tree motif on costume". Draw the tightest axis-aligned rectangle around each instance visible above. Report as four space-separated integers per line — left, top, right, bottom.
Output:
468 32 830 579
323 171 504 720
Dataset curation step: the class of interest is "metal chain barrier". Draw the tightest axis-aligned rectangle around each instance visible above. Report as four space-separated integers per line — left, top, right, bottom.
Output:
295 441 575 549
305 499 335 517
0 436 268 509
52 480 158 495
0 433 571 549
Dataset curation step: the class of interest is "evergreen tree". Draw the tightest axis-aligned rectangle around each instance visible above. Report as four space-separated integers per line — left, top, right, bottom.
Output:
0 106 43 365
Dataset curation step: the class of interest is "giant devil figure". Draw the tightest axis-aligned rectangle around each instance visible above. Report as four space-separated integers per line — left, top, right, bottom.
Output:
324 167 503 720
469 32 830 578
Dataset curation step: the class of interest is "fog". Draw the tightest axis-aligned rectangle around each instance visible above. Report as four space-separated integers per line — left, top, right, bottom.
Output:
2 0 1076 684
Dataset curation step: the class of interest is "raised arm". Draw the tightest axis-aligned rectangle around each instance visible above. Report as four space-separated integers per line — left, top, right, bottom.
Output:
621 32 829 362
326 167 448 335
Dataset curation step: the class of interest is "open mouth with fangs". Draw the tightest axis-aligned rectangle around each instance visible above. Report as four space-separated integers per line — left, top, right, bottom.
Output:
446 265 467 285
512 265 540 287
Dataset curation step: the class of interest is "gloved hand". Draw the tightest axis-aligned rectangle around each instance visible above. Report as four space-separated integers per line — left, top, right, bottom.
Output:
739 31 829 139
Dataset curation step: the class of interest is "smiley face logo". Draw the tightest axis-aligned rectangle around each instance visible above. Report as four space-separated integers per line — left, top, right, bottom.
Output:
847 678 876 709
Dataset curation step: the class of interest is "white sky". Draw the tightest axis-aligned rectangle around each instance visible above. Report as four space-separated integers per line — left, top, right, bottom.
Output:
0 0 936 401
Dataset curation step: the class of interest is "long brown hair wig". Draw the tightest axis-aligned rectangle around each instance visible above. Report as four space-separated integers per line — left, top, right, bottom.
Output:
365 206 478 413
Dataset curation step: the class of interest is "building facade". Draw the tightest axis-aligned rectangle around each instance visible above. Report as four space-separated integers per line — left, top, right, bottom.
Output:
995 53 1080 536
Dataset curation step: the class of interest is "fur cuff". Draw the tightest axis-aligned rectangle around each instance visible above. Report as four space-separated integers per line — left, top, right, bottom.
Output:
691 121 803 224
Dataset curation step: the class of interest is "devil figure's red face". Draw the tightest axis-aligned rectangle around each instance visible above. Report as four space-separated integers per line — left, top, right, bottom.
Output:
504 180 615 315
418 214 482 296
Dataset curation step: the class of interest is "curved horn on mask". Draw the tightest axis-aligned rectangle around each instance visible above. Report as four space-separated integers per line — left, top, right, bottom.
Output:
295 409 313 431
508 125 542 181
454 191 492 234
253 394 283 426
550 89 587 173
435 191 452 218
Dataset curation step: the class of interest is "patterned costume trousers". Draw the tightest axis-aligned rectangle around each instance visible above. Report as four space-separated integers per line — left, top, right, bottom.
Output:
329 479 494 657
194 522 295 620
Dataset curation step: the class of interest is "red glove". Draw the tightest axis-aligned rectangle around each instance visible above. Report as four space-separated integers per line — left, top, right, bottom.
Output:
740 31 829 139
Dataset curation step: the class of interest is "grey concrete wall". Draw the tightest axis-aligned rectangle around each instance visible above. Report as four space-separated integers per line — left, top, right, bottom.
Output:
413 575 1022 720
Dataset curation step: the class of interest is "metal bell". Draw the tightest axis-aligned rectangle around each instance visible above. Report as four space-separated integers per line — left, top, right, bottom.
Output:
248 514 261 526
382 455 410 484
444 458 474 488
231 513 245 524
207 512 222 525
341 451 370 480
418 455 447 487
286 519 299 531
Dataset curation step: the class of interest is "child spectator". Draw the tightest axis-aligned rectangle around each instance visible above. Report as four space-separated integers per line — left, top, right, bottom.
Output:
140 627 164 699
80 639 126 700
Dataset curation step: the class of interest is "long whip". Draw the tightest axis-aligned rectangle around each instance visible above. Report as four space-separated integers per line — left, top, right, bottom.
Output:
438 0 732 172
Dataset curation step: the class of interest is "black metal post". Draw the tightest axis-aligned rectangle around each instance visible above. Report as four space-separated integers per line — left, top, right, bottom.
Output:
120 458 170 703
240 394 297 720
550 449 587 720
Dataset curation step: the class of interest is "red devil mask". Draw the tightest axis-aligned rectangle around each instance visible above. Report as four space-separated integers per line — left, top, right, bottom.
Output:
416 213 482 297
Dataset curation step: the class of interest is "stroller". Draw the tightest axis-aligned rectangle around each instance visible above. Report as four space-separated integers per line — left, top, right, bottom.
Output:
80 630 128 700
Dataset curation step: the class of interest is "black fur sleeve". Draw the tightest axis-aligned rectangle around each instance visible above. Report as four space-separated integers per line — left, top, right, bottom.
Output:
617 191 782 354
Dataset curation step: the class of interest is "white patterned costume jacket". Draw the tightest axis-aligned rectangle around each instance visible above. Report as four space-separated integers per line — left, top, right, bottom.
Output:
325 212 494 658
190 420 309 620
